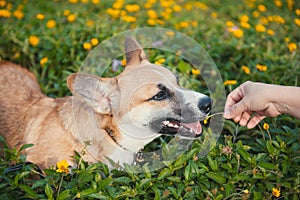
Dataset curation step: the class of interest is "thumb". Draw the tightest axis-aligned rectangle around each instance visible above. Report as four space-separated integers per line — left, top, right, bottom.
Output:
224 100 248 119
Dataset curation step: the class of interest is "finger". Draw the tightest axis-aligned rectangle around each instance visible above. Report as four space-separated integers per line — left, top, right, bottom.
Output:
239 111 252 126
233 114 242 123
247 114 266 129
224 99 248 119
224 87 244 109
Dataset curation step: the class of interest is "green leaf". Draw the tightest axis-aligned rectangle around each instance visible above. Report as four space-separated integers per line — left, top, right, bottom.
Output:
57 190 70 200
19 144 34 152
85 193 107 199
258 162 277 170
158 168 172 180
237 148 252 163
207 156 218 171
177 60 191 73
78 171 94 184
19 184 38 198
205 172 226 184
45 184 54 200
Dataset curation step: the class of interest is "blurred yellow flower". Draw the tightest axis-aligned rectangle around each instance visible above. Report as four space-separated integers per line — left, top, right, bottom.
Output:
36 13 45 20
272 188 280 198
243 189 249 194
294 18 300 27
91 38 99 46
56 159 70 173
191 68 200 75
13 10 24 19
154 58 165 65
144 3 152 9
179 21 189 28
113 0 124 9
233 28 243 38
147 9 158 19
242 65 250 74
46 19 56 28
166 31 174 37
67 14 76 22
284 37 290 43
63 9 70 16
296 9 300 15
92 0 100 4
147 18 156 26
274 0 282 7
173 5 182 12
69 0 78 3
122 15 136 23
273 15 285 24
287 0 293 10
256 64 268 71
0 1 6 7
288 42 297 52
267 29 275 36
0 9 11 17
239 15 249 23
69 0 78 4
83 42 92 50
260 16 269 25
81 0 88 3
29 35 39 46
263 123 269 130
121 59 126 66
257 4 266 12
224 80 237 86
125 4 140 12
86 19 94 27
255 24 266 32
252 10 260 18
226 21 235 27
40 57 48 66
160 0 173 8
240 22 250 29
211 12 218 18
194 2 208 10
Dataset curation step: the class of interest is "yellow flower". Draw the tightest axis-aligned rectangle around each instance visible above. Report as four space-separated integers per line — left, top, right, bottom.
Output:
69 0 78 3
243 189 249 194
144 3 152 9
242 65 250 74
240 22 250 29
81 0 88 3
83 42 92 50
40 57 48 66
0 0 6 7
272 188 280 198
13 10 24 19
252 10 260 18
154 58 165 65
239 15 249 23
0 9 11 18
36 13 45 20
224 80 237 86
86 19 94 27
294 18 300 27
147 10 158 19
160 0 173 8
67 14 76 22
92 0 100 4
274 15 285 24
296 9 300 16
173 5 182 12
203 118 208 125
63 9 70 16
274 0 282 7
226 21 235 27
121 15 136 23
211 12 218 19
56 159 70 173
91 38 99 46
232 29 243 38
255 24 266 32
194 2 208 10
267 29 275 36
125 4 140 12
256 64 268 72
29 35 39 46
191 68 200 75
113 0 124 9
121 59 126 66
257 4 266 12
263 123 269 130
288 42 297 52
147 18 156 26
46 19 56 28
179 21 189 28
260 16 269 25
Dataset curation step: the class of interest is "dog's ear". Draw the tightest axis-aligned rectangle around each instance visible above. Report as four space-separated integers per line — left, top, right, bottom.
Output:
125 37 149 68
67 73 117 114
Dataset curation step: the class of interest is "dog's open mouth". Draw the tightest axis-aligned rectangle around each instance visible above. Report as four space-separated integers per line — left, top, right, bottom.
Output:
158 118 203 139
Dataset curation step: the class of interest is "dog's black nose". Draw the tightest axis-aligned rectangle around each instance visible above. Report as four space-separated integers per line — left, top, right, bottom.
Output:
198 96 212 114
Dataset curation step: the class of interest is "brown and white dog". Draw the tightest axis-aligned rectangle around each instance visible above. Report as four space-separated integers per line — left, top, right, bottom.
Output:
0 37 212 169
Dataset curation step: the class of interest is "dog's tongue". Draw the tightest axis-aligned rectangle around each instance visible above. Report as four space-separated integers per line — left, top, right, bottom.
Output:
182 121 202 135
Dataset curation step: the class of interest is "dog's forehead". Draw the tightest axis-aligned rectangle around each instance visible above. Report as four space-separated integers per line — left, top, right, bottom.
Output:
118 64 177 86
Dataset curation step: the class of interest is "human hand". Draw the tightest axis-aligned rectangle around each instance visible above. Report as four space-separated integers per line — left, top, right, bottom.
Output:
223 81 283 128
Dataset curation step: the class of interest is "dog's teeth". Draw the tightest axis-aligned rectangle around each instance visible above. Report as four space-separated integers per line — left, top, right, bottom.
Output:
190 128 193 133
163 121 169 126
168 123 174 127
174 124 179 128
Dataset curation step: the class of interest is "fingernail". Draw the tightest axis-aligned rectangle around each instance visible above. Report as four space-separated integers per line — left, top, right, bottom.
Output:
223 109 230 118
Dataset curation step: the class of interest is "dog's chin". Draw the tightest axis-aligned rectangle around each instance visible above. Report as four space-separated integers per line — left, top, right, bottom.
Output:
154 118 204 139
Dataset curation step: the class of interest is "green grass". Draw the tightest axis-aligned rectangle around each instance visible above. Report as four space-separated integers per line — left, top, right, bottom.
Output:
1 0 300 199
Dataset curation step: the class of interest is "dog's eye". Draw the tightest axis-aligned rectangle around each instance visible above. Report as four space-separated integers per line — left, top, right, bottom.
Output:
151 90 168 101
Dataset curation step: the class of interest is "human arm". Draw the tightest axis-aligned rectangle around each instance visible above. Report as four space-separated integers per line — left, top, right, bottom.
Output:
223 81 300 128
